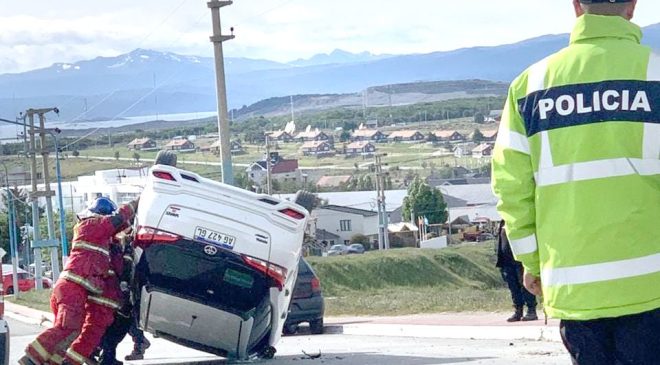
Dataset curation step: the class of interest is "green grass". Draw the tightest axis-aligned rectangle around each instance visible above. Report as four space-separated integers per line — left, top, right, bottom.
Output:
7 289 53 313
307 243 515 316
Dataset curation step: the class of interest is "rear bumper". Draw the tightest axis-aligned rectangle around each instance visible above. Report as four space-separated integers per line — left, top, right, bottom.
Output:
139 287 271 360
285 296 324 325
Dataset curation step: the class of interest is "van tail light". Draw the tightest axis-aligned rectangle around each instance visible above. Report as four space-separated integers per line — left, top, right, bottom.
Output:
279 208 305 220
134 226 181 247
242 255 288 290
153 171 177 181
311 277 321 293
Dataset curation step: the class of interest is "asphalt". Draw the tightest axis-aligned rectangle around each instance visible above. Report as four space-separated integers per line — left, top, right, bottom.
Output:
5 301 563 343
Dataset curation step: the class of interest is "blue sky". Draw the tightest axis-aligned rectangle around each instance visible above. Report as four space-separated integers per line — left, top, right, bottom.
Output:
1 0 658 73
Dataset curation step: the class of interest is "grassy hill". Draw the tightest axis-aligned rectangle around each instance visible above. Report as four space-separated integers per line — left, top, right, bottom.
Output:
307 243 514 316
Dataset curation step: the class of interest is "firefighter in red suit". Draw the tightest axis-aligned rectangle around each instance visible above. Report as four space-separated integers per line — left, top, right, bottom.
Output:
45 234 127 365
20 197 137 365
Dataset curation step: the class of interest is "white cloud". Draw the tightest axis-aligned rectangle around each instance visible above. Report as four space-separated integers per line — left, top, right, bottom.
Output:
0 0 658 73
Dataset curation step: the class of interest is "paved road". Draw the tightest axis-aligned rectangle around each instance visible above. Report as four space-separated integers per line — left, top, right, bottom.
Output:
8 318 569 365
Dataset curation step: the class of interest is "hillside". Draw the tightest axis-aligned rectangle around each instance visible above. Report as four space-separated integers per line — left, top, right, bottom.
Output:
1 23 657 120
306 244 510 315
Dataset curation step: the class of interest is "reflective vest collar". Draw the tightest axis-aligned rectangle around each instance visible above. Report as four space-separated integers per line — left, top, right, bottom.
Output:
570 14 641 46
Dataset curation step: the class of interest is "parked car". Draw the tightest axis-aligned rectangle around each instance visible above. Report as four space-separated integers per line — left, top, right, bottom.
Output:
327 244 349 256
283 258 324 335
2 265 52 294
132 159 309 361
0 255 10 364
347 243 366 254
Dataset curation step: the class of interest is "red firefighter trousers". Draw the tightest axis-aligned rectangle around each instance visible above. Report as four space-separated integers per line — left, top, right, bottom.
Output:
25 280 87 364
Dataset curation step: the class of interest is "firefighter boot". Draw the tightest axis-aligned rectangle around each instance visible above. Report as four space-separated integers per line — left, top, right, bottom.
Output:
124 338 150 361
522 307 539 321
506 307 523 322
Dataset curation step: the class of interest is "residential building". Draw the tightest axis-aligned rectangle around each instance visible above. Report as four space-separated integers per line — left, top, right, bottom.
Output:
127 138 157 151
295 130 332 142
300 141 335 157
76 168 148 209
246 152 301 187
268 131 294 142
387 130 425 143
480 130 499 142
453 143 477 158
316 175 352 189
433 130 465 143
209 140 244 155
351 129 387 142
164 138 195 152
313 205 379 245
344 141 376 157
472 143 494 158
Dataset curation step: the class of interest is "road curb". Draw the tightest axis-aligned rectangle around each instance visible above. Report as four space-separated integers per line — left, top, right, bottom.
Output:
335 323 562 342
5 301 53 328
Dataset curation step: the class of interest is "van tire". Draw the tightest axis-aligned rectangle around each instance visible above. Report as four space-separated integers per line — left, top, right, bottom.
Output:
155 150 177 167
294 190 315 213
309 318 324 334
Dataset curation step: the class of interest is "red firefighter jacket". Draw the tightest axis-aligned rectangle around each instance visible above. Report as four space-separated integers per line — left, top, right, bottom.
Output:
61 202 136 294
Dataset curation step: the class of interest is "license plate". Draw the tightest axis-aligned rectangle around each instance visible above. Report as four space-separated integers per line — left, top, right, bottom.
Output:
194 227 236 249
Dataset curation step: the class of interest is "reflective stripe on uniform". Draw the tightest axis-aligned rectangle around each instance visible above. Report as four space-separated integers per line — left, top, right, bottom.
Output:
509 234 538 256
61 270 102 294
643 123 660 159
71 241 110 257
495 130 530 155
65 348 88 365
108 269 116 276
542 252 660 286
50 354 65 365
28 339 51 361
123 254 133 262
535 158 660 187
88 295 121 310
526 58 549 94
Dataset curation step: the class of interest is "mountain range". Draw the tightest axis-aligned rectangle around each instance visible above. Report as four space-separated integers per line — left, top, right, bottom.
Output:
0 23 658 121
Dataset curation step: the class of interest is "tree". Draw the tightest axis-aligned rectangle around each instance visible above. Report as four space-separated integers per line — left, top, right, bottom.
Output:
472 128 484 143
72 150 80 157
339 130 351 142
133 152 141 163
473 112 485 124
426 132 437 143
401 177 448 225
114 151 120 161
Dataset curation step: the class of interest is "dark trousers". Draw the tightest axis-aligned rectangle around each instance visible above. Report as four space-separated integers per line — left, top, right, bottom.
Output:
499 265 536 309
100 312 146 365
560 307 660 365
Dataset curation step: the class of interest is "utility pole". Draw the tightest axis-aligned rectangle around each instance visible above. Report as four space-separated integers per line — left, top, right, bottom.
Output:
265 135 272 195
207 0 235 185
25 108 61 289
374 154 390 250
290 95 295 122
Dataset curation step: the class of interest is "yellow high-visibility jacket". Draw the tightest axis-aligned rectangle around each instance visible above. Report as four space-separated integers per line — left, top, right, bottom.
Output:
492 14 660 320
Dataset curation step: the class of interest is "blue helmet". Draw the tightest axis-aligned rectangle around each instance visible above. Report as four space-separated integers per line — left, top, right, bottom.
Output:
88 197 117 216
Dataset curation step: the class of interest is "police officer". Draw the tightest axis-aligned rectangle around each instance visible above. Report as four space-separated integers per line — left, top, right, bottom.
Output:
492 1 660 364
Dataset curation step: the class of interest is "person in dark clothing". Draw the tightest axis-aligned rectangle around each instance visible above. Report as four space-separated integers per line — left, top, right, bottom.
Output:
98 234 150 365
496 220 538 322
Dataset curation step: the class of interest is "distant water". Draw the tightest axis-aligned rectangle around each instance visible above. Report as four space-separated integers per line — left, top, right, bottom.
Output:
0 111 218 141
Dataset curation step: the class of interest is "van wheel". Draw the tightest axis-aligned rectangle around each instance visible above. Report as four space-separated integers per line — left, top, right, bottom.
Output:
309 318 324 334
294 190 315 213
283 324 298 335
155 150 177 167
